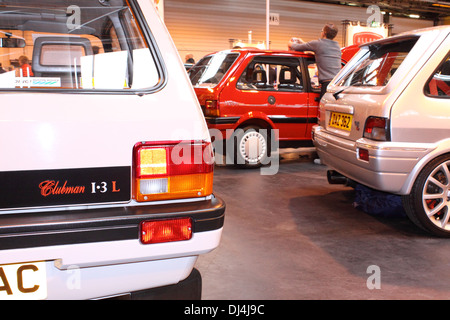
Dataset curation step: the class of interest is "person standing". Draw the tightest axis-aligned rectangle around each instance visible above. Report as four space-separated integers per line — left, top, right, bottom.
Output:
288 23 341 100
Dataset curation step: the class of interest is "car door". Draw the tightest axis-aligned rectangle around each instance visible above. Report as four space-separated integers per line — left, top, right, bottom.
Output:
304 56 321 138
230 54 312 141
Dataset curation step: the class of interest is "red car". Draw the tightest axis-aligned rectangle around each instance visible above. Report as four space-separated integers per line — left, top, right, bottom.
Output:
189 49 321 167
341 44 360 65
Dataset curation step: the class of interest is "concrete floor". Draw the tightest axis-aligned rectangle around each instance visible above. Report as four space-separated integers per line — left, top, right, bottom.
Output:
196 149 450 300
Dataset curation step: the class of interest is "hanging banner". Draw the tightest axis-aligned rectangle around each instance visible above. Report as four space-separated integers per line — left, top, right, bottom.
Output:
345 22 388 46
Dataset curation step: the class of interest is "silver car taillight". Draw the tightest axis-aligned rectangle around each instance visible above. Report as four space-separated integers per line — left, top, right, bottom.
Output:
363 116 390 141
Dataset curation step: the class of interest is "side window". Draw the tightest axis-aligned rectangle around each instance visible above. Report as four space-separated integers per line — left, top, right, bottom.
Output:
237 57 304 92
305 58 320 92
425 54 450 98
0 1 159 91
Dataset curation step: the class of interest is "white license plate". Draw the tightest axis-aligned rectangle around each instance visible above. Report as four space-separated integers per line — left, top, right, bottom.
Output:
0 261 47 300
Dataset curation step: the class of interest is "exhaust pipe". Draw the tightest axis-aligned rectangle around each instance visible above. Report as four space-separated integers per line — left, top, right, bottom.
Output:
327 170 349 185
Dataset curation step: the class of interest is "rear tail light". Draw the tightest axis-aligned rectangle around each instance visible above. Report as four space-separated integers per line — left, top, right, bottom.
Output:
134 141 214 202
140 218 192 244
205 100 220 117
363 116 390 141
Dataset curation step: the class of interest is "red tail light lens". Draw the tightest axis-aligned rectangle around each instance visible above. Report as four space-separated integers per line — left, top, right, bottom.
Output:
134 141 214 202
363 117 389 141
205 100 220 116
140 218 192 244
358 148 369 161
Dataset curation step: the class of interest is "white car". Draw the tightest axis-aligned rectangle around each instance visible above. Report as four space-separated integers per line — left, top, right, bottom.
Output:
313 26 450 237
0 0 224 299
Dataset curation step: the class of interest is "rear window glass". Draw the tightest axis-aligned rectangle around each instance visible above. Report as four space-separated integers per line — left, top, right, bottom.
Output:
336 37 418 87
0 0 160 91
189 52 239 87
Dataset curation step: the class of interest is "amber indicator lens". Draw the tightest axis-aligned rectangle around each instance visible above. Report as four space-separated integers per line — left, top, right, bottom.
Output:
133 141 214 202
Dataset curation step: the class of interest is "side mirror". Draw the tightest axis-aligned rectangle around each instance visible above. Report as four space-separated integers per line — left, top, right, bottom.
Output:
0 37 26 48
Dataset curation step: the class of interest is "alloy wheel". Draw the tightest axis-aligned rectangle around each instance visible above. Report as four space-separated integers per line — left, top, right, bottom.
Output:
422 160 450 230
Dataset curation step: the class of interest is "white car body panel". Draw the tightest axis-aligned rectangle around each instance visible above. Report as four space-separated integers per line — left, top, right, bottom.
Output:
0 0 224 299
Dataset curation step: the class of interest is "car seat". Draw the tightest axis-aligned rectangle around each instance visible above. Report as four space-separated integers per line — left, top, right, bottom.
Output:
278 66 302 90
32 36 93 88
252 69 268 88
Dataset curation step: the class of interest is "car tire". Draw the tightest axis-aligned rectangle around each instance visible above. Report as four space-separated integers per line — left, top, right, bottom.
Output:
402 154 450 237
233 126 269 168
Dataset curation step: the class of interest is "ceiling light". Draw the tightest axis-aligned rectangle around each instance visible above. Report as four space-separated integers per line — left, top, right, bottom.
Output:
432 3 450 8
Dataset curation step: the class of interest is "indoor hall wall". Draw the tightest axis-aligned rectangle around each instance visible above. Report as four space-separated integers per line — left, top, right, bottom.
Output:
164 0 434 63
390 16 435 34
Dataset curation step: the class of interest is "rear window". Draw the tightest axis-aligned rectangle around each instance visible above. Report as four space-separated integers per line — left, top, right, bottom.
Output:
0 0 160 91
189 52 239 87
336 37 418 87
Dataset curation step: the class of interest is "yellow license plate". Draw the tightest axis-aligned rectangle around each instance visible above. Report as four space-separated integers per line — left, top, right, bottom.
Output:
0 261 47 300
328 112 352 131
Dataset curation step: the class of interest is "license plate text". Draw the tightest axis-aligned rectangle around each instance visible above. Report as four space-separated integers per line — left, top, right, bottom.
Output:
328 112 352 131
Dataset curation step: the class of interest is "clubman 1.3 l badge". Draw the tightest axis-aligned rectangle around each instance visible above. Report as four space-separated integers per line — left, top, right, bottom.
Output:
0 167 130 210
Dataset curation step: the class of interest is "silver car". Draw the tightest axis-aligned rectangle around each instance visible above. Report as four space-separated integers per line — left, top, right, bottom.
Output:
313 26 450 237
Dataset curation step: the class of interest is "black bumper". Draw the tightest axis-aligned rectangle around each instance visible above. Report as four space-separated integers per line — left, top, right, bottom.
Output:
0 195 225 251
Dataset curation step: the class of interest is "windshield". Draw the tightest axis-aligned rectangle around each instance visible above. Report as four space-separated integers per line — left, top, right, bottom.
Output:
189 52 239 87
336 37 418 87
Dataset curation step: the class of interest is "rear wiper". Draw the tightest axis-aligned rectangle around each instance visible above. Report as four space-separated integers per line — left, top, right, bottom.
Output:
333 82 362 100
333 88 346 100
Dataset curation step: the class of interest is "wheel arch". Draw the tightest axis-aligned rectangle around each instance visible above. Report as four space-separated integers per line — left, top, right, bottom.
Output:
235 117 274 132
402 140 450 195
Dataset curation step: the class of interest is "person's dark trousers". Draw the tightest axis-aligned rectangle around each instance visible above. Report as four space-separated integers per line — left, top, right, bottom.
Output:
319 80 331 100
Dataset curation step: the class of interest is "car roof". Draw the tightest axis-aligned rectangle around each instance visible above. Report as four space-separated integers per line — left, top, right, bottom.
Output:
208 48 315 58
398 25 450 37
360 25 450 48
